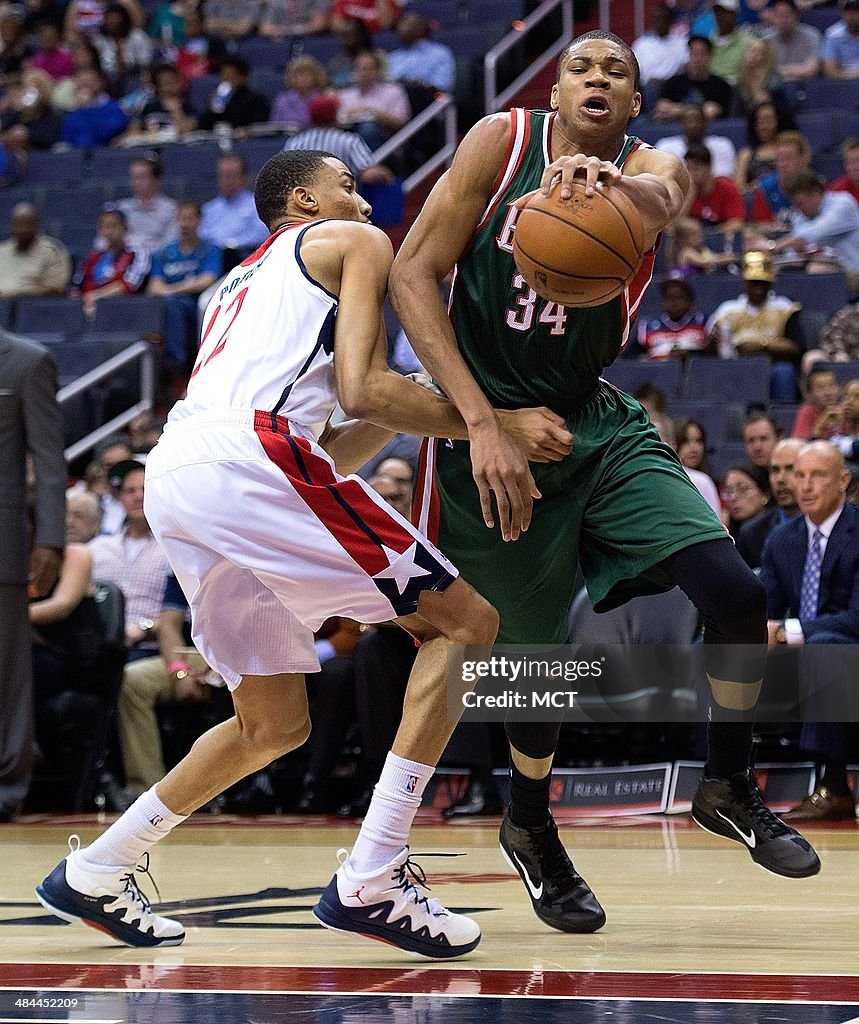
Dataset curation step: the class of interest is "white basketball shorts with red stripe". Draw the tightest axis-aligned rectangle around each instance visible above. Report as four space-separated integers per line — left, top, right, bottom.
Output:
144 410 458 688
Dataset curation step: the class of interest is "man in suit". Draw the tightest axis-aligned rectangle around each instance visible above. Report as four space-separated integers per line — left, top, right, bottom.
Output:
737 438 803 571
0 331 66 820
760 441 859 821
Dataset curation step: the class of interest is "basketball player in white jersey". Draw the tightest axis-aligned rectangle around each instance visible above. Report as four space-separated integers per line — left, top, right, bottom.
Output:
36 151 574 960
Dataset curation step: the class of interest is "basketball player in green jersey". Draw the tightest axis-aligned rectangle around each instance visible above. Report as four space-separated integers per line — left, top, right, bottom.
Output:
390 30 820 934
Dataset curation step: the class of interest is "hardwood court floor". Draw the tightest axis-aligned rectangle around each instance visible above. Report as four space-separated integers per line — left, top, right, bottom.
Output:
1 811 859 1019
2 815 857 972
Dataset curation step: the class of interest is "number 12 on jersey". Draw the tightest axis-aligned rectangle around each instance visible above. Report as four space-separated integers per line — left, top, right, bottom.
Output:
190 287 249 378
505 273 568 335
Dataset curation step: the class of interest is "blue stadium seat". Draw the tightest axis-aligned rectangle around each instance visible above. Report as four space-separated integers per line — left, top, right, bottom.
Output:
250 68 285 103
33 336 106 386
236 37 292 69
435 22 508 58
87 147 148 183
602 359 683 398
42 184 111 224
796 111 837 153
188 74 220 117
687 274 743 315
0 300 12 329
234 137 287 179
768 403 800 437
25 149 85 185
15 297 86 336
294 35 340 64
683 356 770 405
708 116 747 149
709 441 749 482
776 272 849 318
803 78 859 112
667 401 727 446
467 0 525 27
818 361 859 386
50 221 96 259
89 296 164 336
838 111 859 145
627 117 682 146
800 8 842 33
375 30 401 52
813 152 844 182
412 0 461 28
161 141 221 180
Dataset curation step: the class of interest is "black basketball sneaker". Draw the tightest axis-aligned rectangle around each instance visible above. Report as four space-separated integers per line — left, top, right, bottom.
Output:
692 770 821 879
499 815 606 933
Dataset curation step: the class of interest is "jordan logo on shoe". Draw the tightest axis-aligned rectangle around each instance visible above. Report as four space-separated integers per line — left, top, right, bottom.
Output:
348 886 366 904
715 809 756 848
513 852 543 900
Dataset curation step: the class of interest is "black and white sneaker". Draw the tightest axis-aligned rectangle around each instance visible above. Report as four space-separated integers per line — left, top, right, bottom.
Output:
35 836 185 947
499 815 606 933
313 847 481 960
692 770 821 879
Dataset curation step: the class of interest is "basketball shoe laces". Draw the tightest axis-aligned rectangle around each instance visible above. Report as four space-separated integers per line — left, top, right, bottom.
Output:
731 774 790 840
388 853 462 918
540 826 582 892
68 835 164 920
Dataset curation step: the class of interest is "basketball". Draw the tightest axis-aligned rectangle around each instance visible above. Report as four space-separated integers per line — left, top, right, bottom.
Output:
513 180 646 308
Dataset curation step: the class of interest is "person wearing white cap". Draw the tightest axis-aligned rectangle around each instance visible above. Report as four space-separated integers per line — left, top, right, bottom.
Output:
710 0 755 84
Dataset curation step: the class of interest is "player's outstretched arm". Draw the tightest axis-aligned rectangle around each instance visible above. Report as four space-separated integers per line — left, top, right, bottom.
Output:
615 148 691 248
389 116 543 542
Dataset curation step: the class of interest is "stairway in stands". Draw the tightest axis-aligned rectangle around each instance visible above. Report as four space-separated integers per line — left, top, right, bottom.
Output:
389 0 656 247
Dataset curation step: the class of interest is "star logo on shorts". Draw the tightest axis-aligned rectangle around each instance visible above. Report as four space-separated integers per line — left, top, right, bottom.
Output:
373 542 432 595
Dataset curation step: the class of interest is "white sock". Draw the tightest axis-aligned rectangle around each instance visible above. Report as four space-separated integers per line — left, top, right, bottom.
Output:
78 786 188 871
349 752 434 874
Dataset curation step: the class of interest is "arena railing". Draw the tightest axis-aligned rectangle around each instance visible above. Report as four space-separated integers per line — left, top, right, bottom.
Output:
58 340 156 463
370 96 458 193
484 0 574 115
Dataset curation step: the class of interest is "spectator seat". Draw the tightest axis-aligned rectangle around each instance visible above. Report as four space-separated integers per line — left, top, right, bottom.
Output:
15 296 86 336
684 355 770 404
602 358 683 398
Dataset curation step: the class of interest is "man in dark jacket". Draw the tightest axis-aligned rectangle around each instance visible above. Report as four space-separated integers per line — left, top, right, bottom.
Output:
737 437 802 570
0 332 66 820
760 441 859 821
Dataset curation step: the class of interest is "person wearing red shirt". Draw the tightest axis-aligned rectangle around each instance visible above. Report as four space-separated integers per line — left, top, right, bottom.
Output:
792 366 843 440
830 136 859 205
683 142 746 236
79 207 148 316
332 0 400 34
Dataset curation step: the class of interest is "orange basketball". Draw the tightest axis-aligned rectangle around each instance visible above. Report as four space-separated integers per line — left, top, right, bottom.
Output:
513 180 646 308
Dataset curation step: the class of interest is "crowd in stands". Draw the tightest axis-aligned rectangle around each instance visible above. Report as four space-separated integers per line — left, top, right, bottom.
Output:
5 0 859 820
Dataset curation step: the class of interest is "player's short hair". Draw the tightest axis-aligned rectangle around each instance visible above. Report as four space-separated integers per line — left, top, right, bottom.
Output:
254 150 336 229
842 135 859 155
556 31 641 92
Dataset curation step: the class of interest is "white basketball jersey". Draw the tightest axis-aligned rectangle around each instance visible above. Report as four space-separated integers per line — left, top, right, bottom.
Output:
170 222 338 439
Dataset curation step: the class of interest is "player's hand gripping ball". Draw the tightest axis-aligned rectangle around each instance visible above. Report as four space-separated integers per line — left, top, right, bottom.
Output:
513 179 646 308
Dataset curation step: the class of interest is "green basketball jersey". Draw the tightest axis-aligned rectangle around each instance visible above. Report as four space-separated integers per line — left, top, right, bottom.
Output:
449 108 657 414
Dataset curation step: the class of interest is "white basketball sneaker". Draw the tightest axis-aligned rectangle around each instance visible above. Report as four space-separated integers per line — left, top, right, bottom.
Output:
313 847 481 959
35 836 185 947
